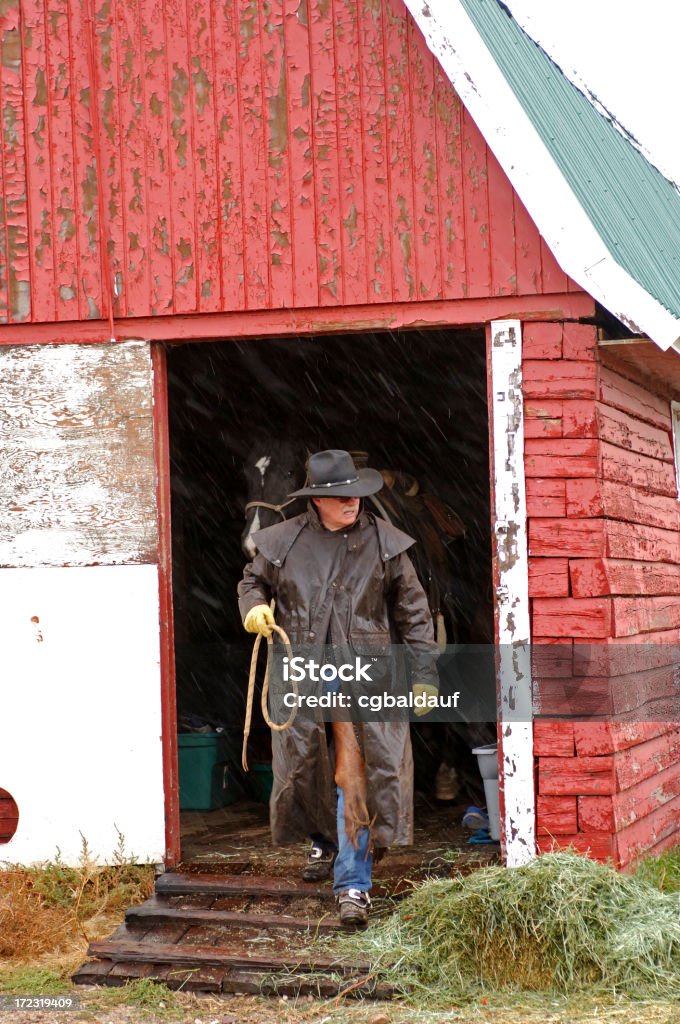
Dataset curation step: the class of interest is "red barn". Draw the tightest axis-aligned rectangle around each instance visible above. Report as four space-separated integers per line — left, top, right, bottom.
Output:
0 0 679 871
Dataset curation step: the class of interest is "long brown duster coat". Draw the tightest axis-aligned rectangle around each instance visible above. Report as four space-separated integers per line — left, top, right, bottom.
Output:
238 506 439 847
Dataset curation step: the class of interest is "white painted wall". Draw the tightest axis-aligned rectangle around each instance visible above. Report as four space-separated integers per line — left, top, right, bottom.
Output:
0 341 157 567
0 565 165 866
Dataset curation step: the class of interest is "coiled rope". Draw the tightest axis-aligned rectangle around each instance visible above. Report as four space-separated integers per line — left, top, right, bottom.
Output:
242 610 297 771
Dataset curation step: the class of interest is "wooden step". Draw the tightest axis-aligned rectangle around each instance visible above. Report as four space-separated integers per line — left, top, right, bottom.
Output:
126 896 342 932
75 872 396 998
155 872 334 899
155 870 395 899
87 939 372 975
74 958 394 998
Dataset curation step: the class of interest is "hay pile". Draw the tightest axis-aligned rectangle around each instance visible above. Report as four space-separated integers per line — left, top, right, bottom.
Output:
354 853 680 1000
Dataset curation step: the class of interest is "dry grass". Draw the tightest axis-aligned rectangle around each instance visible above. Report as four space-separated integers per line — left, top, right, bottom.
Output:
0 871 70 959
0 833 155 961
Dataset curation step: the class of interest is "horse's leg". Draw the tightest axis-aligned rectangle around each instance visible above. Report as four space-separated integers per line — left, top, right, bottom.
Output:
332 721 371 848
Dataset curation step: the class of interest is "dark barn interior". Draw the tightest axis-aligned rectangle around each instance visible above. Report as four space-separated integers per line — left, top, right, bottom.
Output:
166 328 495 861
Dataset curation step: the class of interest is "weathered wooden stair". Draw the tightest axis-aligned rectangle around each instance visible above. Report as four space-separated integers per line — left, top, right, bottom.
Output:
73 872 396 997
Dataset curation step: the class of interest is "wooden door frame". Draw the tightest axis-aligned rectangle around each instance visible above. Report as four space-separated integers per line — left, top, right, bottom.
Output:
152 344 181 866
486 319 535 866
150 296 588 866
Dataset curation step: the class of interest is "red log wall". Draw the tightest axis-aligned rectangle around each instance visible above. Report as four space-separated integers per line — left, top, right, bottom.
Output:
0 0 579 325
526 323 680 867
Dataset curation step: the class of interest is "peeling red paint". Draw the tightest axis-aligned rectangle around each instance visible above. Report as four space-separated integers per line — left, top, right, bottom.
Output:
0 0 568 326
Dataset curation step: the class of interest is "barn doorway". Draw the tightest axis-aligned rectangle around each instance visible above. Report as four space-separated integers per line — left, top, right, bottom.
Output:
165 327 495 870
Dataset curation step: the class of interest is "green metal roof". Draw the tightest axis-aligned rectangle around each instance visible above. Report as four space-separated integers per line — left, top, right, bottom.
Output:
459 0 680 324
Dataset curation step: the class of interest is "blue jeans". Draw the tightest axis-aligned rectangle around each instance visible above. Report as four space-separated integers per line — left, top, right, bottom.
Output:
332 787 372 894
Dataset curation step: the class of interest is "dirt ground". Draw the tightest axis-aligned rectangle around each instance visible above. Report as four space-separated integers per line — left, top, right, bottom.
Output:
2 988 680 1024
4 804 680 1024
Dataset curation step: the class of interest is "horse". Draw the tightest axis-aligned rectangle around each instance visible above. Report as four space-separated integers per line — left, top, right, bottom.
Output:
241 438 307 559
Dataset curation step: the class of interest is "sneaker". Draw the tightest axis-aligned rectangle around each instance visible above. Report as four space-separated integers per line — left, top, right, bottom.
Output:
301 842 337 882
336 888 371 928
462 806 490 830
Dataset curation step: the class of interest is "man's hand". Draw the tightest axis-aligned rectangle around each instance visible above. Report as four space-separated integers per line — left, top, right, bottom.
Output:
243 604 275 637
412 682 438 716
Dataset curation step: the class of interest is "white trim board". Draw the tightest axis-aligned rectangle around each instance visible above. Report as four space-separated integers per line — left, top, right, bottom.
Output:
404 0 680 352
489 319 535 866
671 402 680 498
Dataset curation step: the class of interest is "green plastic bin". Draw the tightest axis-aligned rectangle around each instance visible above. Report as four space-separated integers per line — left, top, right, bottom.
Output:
178 732 240 810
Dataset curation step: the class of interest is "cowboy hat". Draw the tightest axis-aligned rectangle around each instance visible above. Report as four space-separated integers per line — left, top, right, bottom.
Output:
288 449 383 498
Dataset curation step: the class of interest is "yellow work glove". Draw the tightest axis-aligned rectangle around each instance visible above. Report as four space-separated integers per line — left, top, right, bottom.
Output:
412 682 439 717
243 604 275 637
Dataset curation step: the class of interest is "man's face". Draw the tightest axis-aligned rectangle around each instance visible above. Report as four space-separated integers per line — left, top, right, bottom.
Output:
313 496 361 531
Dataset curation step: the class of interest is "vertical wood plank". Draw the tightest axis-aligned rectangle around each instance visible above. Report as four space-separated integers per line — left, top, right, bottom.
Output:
261 0 293 308
408 18 439 300
332 0 365 306
434 60 465 298
309 0 342 304
486 147 517 296
116 0 149 316
488 319 535 866
94 0 126 318
165 0 199 312
141 0 174 314
284 0 317 307
212 0 245 310
47 0 79 319
151 343 181 867
383 0 415 301
461 107 491 298
188 0 220 311
540 235 569 294
70 0 103 320
19 0 55 320
0 12 9 322
1 0 30 321
358 0 391 302
513 189 541 295
237 0 269 308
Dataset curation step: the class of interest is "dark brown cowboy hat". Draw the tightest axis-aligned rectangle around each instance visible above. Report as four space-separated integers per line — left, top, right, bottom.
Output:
288 449 383 499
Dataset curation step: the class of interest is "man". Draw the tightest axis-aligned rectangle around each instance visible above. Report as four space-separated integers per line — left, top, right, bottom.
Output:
238 449 439 927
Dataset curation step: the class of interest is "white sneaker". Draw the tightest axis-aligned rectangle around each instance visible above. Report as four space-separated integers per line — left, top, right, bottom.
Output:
336 888 371 927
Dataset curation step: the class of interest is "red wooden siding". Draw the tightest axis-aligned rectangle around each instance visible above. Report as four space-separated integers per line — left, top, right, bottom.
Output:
0 0 579 325
0 788 19 843
527 323 680 866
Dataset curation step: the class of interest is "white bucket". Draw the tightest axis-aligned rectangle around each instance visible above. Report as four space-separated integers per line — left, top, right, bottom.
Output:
471 744 501 841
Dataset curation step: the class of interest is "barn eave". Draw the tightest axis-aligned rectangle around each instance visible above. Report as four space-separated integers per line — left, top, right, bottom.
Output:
405 0 680 354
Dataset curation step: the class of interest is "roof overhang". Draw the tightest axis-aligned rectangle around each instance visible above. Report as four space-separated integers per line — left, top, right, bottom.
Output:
405 0 680 354
598 337 680 399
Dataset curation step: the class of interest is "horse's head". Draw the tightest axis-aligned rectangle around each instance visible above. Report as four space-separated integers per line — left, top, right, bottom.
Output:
241 439 305 558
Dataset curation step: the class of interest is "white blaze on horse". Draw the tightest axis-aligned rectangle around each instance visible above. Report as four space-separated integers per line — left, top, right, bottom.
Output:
241 441 304 559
